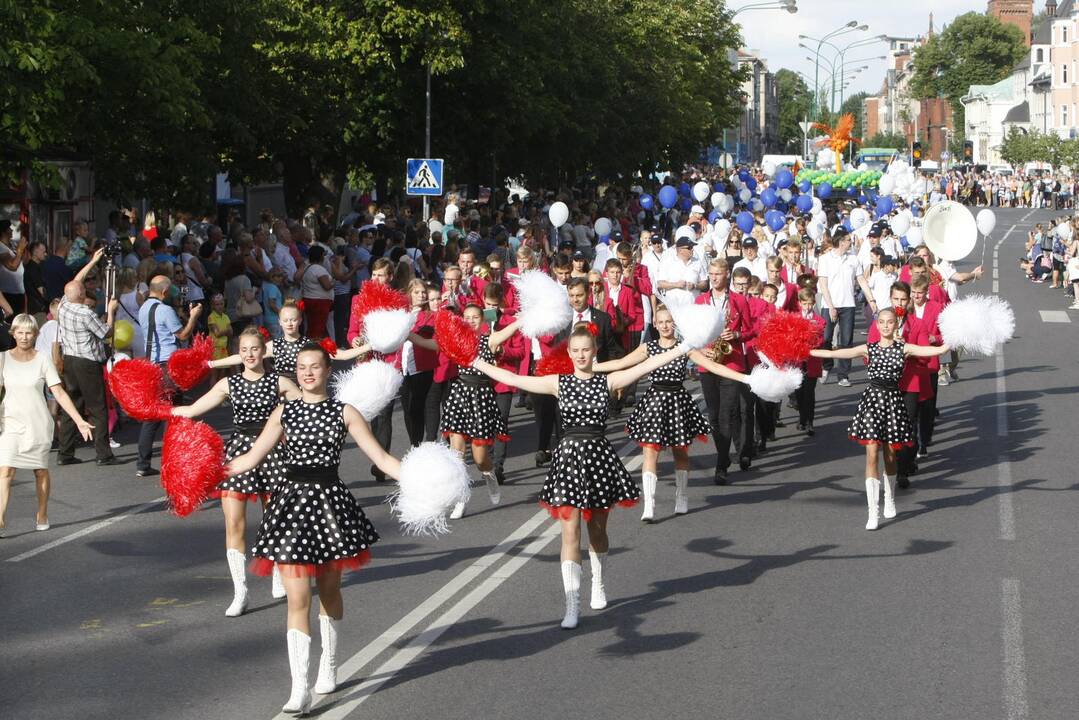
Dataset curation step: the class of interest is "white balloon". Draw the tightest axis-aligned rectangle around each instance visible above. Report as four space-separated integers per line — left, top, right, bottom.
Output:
779 189 792 202
878 175 895 195
890 160 908 175
812 209 827 226
858 163 868 171
594 217 612 236
889 213 911 236
750 199 764 212
719 195 734 214
817 149 835 169
548 201 569 228
738 188 752 203
762 160 777 177
693 181 710 203
906 225 923 247
807 222 824 240
811 197 822 214
976 209 997 236
713 219 732 241
710 191 724 208
850 208 870 230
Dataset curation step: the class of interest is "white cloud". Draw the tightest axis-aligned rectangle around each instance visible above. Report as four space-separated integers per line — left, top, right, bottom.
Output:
735 0 989 102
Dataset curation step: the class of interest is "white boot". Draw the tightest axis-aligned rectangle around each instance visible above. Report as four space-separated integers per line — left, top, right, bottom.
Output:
272 564 287 599
674 469 689 515
640 471 657 522
282 629 312 715
449 501 466 519
225 549 248 617
313 615 338 694
482 471 501 505
589 550 608 610
560 561 581 629
881 472 896 520
865 477 881 531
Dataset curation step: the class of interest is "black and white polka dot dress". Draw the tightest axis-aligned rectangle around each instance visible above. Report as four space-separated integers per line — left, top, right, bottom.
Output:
848 341 915 450
539 373 639 520
249 398 379 577
625 341 711 450
213 374 287 502
272 336 310 379
439 336 509 446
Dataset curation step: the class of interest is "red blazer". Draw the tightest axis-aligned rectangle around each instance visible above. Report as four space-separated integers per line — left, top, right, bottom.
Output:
774 280 800 312
801 311 826 378
694 289 754 372
781 263 810 285
604 282 641 346
744 296 775 368
898 266 948 305
622 266 652 332
410 309 438 373
489 312 527 393
908 300 944 372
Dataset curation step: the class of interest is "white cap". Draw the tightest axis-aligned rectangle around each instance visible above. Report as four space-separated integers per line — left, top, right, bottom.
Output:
374 213 386 225
674 226 696 242
630 185 644 194
690 204 706 215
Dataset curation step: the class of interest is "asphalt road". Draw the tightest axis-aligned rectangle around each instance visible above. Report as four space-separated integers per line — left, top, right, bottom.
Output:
2 206 1075 720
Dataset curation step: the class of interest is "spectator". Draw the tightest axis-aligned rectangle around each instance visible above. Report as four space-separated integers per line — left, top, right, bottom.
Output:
262 268 286 337
24 241 48 322
816 229 877 387
296 244 334 340
207 293 232 384
0 220 27 314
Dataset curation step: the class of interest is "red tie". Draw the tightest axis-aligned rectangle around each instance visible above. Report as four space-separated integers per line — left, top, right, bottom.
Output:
577 312 584 322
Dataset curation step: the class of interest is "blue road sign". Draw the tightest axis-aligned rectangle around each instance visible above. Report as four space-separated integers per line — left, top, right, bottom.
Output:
406 158 444 196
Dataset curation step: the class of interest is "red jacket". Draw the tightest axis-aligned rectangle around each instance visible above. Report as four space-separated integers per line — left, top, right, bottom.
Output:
774 280 800 312
489 312 527 393
622 266 653 333
908 300 944 372
694 289 754 372
410 309 438 373
781 263 811 285
801 311 826 378
604 282 641 348
744 296 775 367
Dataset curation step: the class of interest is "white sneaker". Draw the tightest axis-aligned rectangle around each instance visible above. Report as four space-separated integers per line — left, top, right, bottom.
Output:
449 501 465 519
483 471 501 505
821 370 830 384
838 378 851 388
109 438 121 449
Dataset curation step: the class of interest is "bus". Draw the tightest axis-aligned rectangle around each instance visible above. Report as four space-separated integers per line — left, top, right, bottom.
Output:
855 147 900 172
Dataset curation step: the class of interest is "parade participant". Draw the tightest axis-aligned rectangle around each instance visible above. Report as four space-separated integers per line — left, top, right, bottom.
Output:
172 327 302 615
616 241 655 345
907 275 944 460
471 323 694 629
210 300 307 379
695 260 755 483
226 342 400 713
440 303 520 517
657 231 707 301
811 309 950 530
765 256 799 312
793 289 825 435
817 228 877 387
483 283 527 485
780 239 810 284
733 237 768 281
594 305 745 521
743 274 776 451
0 315 94 537
399 279 438 447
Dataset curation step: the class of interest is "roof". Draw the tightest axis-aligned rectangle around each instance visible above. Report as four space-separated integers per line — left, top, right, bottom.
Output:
1013 54 1031 71
1003 101 1030 123
963 75 1015 103
1033 18 1052 45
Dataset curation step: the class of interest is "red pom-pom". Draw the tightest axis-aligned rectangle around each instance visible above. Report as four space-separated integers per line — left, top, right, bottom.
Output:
351 282 409 328
295 299 306 311
167 334 214 390
320 337 339 357
434 309 479 367
258 326 271 340
161 417 226 517
107 359 173 421
587 322 599 337
756 311 823 368
535 341 574 376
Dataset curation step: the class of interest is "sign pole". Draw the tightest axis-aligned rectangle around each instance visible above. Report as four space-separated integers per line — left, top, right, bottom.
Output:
423 64 432 222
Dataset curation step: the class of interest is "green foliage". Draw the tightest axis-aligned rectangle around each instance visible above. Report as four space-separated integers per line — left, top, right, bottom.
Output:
998 128 1079 169
866 132 909 152
774 69 811 153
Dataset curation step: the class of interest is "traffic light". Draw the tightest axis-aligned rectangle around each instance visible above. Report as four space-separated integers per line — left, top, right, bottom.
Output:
912 141 923 167
963 140 974 163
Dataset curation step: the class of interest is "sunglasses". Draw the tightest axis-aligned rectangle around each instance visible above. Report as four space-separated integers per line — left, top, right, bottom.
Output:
589 281 603 287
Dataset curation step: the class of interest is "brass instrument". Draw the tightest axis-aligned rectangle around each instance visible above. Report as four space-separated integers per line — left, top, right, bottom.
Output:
710 305 740 361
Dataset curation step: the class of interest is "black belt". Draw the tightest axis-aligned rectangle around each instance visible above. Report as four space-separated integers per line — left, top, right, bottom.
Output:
286 465 340 486
457 374 492 388
650 381 684 392
562 425 605 439
869 380 899 391
234 421 266 435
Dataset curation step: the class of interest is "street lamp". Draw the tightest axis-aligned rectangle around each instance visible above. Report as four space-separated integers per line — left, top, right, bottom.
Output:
800 22 863 119
731 0 797 16
832 34 888 110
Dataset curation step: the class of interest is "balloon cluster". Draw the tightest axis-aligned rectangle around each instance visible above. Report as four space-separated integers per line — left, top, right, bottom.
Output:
796 169 883 190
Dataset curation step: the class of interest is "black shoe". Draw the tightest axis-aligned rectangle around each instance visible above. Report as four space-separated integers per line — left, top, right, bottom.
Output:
494 466 505 485
774 420 785 428
897 474 910 489
757 441 767 454
738 456 751 471
805 424 815 436
714 467 729 485
371 464 386 482
535 450 551 468
767 433 777 441
135 468 158 477
909 463 918 476
916 448 928 459
96 456 120 466
57 457 82 466
515 395 527 409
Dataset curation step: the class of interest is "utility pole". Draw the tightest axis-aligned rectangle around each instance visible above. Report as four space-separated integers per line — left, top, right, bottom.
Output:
423 63 432 222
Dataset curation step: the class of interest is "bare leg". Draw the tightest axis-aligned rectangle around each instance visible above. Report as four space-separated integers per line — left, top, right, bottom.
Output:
585 511 610 554
284 573 313 634
472 443 491 472
315 570 344 620
672 446 690 471
34 469 50 526
641 446 659 474
0 467 13 532
559 511 582 563
864 442 880 480
221 497 248 552
882 445 898 476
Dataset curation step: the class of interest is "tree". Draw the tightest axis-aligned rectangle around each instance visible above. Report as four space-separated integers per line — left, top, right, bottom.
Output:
774 69 811 154
1000 127 1036 166
866 132 909 151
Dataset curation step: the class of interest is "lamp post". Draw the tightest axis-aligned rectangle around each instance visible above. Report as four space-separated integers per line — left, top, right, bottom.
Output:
833 35 887 111
731 0 797 17
799 22 861 120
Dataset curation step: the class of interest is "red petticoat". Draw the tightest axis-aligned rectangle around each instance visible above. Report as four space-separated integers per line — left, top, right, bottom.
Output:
539 499 638 522
849 436 915 451
635 434 709 452
250 550 372 578
211 490 270 503
441 431 511 447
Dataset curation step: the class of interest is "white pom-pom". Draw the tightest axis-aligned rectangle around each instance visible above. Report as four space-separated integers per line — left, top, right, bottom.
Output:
391 442 472 536
365 308 415 354
332 361 402 421
746 362 803 402
937 295 1015 356
662 288 694 307
513 271 573 337
667 301 725 349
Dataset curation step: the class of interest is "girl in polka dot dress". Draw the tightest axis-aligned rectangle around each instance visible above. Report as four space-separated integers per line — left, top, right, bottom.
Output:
439 303 519 519
812 308 950 531
173 327 301 617
594 305 749 521
472 323 694 630
226 342 402 715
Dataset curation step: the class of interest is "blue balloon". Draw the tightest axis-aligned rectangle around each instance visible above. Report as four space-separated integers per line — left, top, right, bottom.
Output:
678 182 691 198
775 169 794 189
796 194 813 213
760 187 778 208
767 212 786 232
708 210 720 223
745 176 758 192
775 200 788 213
736 211 755 234
713 182 726 193
738 170 750 182
842 218 853 232
679 196 692 212
658 186 678 209
818 182 833 199
846 186 858 197
640 193 654 211
876 196 894 215
798 180 811 193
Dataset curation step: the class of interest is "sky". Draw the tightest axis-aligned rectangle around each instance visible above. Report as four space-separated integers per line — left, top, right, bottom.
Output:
736 0 992 101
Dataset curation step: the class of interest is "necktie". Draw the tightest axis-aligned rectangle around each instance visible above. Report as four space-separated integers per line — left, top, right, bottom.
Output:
577 312 584 322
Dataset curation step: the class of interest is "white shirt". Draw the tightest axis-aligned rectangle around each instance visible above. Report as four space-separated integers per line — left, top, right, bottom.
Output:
657 254 707 298
868 270 897 310
169 222 188 248
642 248 664 292
272 242 298 280
300 263 333 300
935 260 959 301
572 307 593 324
1067 256 1079 281
733 255 768 282
591 243 612 273
35 319 60 355
817 249 860 308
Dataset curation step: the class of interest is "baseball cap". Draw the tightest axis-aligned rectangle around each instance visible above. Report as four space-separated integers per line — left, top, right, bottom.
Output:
572 250 587 260
649 235 665 245
559 239 575 250
675 235 696 248
868 224 883 238
674 226 696 243
833 226 851 240
741 237 758 249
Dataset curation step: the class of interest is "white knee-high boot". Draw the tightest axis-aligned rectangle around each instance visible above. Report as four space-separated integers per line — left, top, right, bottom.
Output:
674 469 689 515
881 472 896 519
865 477 881 531
640 471 657 522
272 564 287 599
560 561 581 629
313 615 338 694
482 470 501 505
589 550 608 610
225 549 248 617
282 629 312 715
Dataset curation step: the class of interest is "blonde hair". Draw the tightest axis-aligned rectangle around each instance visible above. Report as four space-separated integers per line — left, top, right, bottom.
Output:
10 313 38 333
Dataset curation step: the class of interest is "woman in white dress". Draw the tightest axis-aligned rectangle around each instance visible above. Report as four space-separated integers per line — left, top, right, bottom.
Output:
0 314 94 536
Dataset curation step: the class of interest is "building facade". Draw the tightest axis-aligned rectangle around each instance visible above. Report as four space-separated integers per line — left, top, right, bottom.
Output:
737 49 779 163
987 0 1035 46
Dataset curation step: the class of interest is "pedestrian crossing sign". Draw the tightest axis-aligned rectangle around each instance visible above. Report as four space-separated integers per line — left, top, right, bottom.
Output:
406 158 444 196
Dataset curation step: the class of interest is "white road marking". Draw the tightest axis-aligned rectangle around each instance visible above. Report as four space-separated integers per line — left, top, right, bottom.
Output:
1037 310 1071 323
1001 578 1029 720
5 496 167 563
991 222 1019 544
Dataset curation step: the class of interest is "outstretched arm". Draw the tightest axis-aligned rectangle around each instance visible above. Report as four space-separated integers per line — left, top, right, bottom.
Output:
278 376 302 401
226 405 285 476
50 383 94 441
592 343 648 373
487 318 521 352
904 342 951 358
688 349 748 383
210 339 277 369
811 344 868 361
343 405 401 480
472 358 559 396
171 377 230 417
607 342 689 391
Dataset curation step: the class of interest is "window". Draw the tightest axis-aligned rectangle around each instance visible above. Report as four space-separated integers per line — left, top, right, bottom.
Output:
1037 48 1044 62
1063 104 1069 127
1065 64 1069 84
1065 26 1069 43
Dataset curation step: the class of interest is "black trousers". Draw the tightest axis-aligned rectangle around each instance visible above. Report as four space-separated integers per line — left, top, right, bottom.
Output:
532 392 561 453
493 392 513 468
755 398 776 443
795 376 817 426
399 371 433 447
699 372 753 470
332 293 352 345
424 379 451 442
58 355 113 461
918 373 939 449
898 390 920 475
